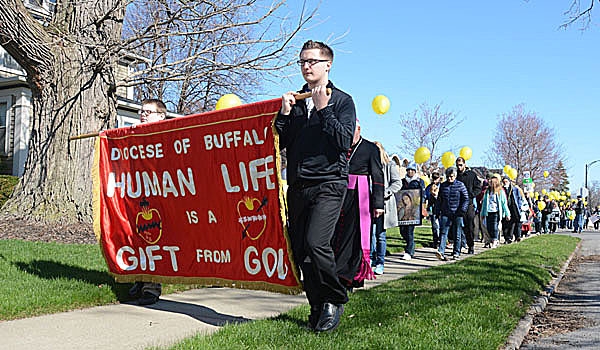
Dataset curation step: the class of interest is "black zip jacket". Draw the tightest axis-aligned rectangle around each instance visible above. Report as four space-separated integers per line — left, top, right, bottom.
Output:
274 81 356 186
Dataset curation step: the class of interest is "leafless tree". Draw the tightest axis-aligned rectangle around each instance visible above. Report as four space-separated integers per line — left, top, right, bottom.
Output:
123 0 314 114
486 103 565 187
0 0 314 224
397 102 464 174
560 0 598 30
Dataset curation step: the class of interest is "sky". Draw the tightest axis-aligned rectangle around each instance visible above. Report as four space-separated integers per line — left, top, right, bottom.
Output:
256 1 600 192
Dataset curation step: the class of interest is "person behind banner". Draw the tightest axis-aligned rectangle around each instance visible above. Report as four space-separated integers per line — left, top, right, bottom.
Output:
127 98 167 306
332 121 384 288
274 40 356 332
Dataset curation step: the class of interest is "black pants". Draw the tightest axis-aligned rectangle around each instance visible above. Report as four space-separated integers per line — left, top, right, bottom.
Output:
287 180 349 308
502 217 520 242
463 203 476 249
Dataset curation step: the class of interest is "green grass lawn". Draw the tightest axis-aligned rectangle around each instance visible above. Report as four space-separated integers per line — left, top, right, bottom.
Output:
0 175 18 207
0 232 578 349
386 223 433 254
0 240 204 320
166 234 578 350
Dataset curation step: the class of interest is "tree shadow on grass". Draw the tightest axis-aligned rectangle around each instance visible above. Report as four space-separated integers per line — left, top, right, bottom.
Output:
13 259 131 301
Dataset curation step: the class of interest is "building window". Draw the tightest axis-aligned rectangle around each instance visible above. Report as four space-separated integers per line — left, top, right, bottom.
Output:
0 102 7 155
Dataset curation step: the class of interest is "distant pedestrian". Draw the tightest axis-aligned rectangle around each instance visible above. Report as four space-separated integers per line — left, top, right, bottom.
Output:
501 175 523 243
480 173 510 248
370 141 402 275
573 195 585 233
456 157 482 254
398 163 425 260
435 167 469 260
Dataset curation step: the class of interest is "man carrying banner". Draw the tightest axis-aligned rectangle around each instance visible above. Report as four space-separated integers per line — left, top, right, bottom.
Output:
127 98 167 305
275 40 356 332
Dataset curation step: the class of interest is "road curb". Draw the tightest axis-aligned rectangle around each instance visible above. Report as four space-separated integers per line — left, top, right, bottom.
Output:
503 239 582 350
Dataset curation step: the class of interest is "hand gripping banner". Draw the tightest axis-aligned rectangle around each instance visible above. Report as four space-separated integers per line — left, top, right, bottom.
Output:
93 98 302 294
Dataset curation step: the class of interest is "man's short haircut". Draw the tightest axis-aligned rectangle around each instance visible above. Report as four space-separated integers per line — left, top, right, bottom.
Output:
456 157 465 164
431 172 440 181
445 167 458 178
301 40 334 61
142 98 167 114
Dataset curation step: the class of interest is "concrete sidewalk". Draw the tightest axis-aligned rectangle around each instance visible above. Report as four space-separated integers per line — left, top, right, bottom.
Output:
520 230 600 349
0 243 454 350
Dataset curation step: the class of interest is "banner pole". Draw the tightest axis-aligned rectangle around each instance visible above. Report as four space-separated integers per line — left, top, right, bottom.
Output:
68 89 331 141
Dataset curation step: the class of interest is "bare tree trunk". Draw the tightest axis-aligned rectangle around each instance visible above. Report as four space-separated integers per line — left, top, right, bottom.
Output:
0 0 124 224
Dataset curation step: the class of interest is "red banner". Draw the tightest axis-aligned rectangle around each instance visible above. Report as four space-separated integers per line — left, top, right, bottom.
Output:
93 99 302 294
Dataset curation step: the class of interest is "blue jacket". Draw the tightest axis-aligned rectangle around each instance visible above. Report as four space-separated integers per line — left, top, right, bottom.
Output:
436 180 469 217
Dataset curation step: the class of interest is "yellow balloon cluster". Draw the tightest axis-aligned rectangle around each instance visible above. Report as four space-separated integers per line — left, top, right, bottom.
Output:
503 164 517 180
441 152 456 168
459 146 472 161
372 95 391 115
537 201 546 211
216 94 242 110
414 147 431 164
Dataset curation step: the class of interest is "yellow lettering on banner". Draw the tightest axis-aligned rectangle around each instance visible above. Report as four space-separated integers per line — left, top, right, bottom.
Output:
208 210 217 223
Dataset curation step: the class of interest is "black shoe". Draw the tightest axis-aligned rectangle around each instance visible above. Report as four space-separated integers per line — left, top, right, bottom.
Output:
128 281 144 298
315 303 344 332
467 247 474 254
137 292 159 306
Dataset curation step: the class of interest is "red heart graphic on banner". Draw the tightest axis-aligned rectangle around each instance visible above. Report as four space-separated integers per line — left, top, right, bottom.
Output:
237 196 267 240
135 199 163 244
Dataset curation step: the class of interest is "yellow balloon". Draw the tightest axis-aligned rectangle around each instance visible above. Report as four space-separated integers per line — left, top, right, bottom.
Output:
508 168 518 180
215 94 242 110
441 152 456 169
372 95 391 115
459 146 472 161
542 189 547 195
537 201 546 211
414 147 431 164
567 191 571 197
420 175 431 187
503 165 512 174
543 170 549 178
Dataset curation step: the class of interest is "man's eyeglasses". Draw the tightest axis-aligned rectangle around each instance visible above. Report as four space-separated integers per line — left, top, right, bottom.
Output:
138 109 158 116
296 59 329 66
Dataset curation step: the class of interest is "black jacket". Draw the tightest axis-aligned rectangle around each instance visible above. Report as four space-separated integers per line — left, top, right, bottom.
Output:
348 138 384 210
456 168 482 201
274 81 356 185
